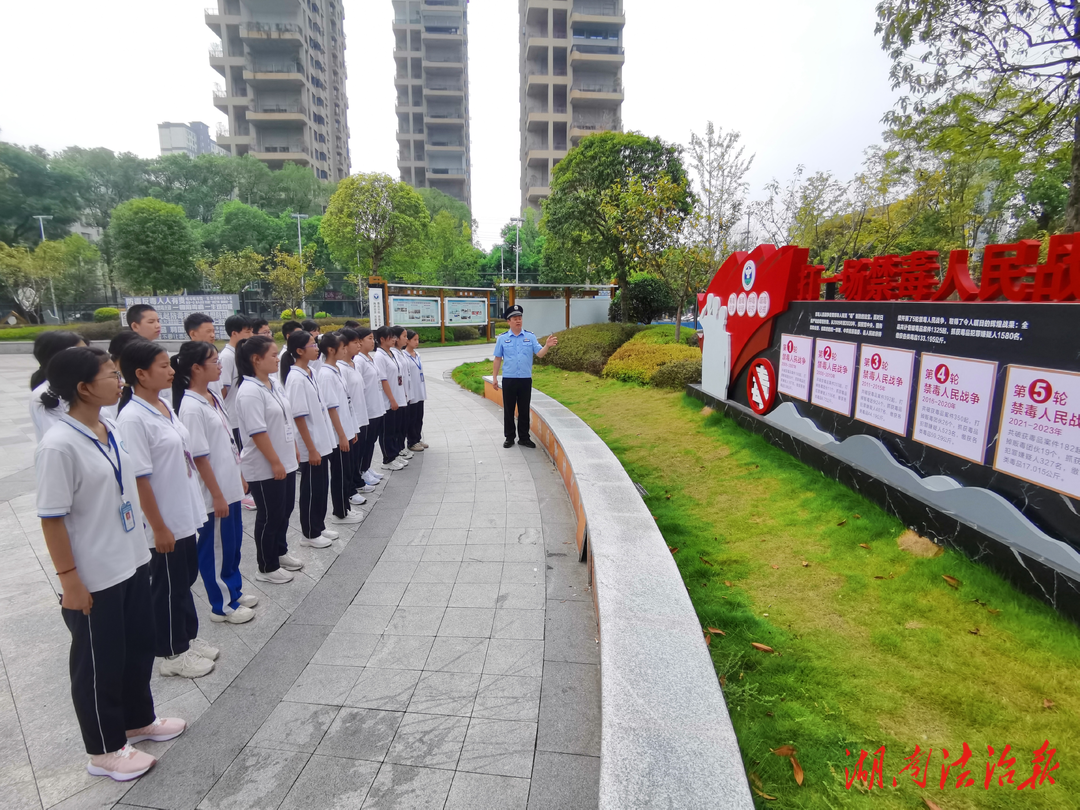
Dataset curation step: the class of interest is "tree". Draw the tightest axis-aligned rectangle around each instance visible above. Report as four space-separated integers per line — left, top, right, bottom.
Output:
424 210 482 287
0 142 85 245
226 155 275 208
107 198 199 294
321 173 428 291
417 188 473 229
199 247 265 294
267 162 329 216
608 274 676 324
51 234 103 304
686 122 754 262
265 246 326 313
145 153 235 223
0 235 99 319
751 165 849 264
875 0 1080 230
542 131 692 320
657 242 714 343
201 200 286 256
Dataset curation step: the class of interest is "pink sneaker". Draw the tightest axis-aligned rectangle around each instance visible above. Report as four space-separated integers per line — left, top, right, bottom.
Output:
241 495 257 511
87 744 157 781
126 716 187 743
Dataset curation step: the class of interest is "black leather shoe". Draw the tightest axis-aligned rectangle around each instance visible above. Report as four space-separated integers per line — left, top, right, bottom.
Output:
503 439 514 448
518 439 537 449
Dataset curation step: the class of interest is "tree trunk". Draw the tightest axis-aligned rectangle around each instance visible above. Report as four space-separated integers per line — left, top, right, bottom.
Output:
673 290 685 344
618 271 629 323
1068 107 1080 232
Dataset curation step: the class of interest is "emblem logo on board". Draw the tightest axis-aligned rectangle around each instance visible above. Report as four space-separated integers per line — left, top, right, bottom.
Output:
741 260 756 291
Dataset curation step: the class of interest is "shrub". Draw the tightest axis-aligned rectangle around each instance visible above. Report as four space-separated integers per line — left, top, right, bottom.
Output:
451 325 480 341
315 311 329 318
608 275 676 323
94 307 120 323
413 327 442 343
602 340 701 385
650 358 702 389
538 322 641 375
75 320 123 342
633 324 699 346
280 308 303 319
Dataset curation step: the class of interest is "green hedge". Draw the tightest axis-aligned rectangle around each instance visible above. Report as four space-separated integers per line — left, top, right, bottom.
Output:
649 357 702 389
602 339 702 385
537 323 642 375
630 324 699 346
0 321 122 342
94 307 120 323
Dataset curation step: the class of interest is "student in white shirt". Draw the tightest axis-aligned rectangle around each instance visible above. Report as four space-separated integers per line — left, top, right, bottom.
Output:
281 330 336 546
277 320 302 361
301 319 324 374
390 326 415 462
36 346 187 782
172 342 257 625
235 336 303 583
317 332 363 525
102 331 145 423
339 327 374 500
374 326 409 470
116 341 215 680
404 329 429 452
353 327 386 486
29 330 86 442
216 315 257 511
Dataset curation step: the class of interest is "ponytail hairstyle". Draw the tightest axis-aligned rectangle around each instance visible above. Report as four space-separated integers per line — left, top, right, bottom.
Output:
389 325 405 341
280 329 312 384
339 327 360 344
237 335 276 385
31 331 85 390
318 330 343 358
355 326 373 346
117 340 168 413
405 329 417 342
170 341 217 414
41 347 108 411
108 330 145 362
373 325 392 346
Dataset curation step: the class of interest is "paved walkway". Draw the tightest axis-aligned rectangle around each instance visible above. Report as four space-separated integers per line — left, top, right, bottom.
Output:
0 345 600 810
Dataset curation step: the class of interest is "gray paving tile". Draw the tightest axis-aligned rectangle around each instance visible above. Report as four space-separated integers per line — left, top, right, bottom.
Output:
354 581 409 606
447 582 500 609
278 755 380 810
423 636 489 674
384 606 446 636
366 561 419 583
386 528 430 547
536 661 601 757
456 562 502 584
398 582 454 608
196 746 308 810
397 515 436 530
410 562 460 583
506 528 543 546
484 639 545 678
542 601 599 665
496 582 545 611
360 763 454 810
502 544 546 563
437 608 495 638
407 671 480 716
425 528 469 546
458 718 537 778
445 772 530 810
345 668 422 711
366 635 436 670
492 609 545 641
502 562 544 584
461 544 504 562
473 675 543 722
337 604 397 635
249 701 339 753
468 513 508 530
311 632 381 667
0 780 41 810
316 707 402 762
284 663 363 706
379 546 426 563
419 544 466 562
465 528 503 545
526 751 599 810
385 713 469 770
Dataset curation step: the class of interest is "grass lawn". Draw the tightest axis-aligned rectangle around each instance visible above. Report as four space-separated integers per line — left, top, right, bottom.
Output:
453 360 1080 809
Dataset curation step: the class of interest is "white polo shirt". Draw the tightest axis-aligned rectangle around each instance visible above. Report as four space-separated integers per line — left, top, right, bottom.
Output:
392 348 413 403
30 381 65 443
356 352 386 419
405 351 427 402
318 363 356 439
217 344 242 430
115 395 206 543
285 366 333 461
36 415 151 593
178 390 245 511
341 360 369 429
375 348 407 410
235 375 299 481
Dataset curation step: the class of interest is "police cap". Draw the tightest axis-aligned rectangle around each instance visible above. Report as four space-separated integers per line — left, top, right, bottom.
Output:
503 304 524 319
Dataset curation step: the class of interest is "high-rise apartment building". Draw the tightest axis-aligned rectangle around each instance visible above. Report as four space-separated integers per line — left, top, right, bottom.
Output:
393 0 472 209
519 0 624 214
158 121 227 157
206 0 350 181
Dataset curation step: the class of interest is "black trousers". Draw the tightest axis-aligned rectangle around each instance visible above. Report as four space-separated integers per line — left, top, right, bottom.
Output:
63 564 156 755
149 534 199 659
249 472 296 572
351 426 366 486
328 446 352 518
501 378 533 442
299 457 329 538
407 401 425 447
363 416 382 472
381 408 404 463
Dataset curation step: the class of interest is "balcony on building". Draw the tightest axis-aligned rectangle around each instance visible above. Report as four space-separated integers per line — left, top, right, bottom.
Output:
241 21 303 46
208 45 245 76
569 78 623 107
570 1 625 26
247 99 308 125
423 46 464 71
212 83 249 110
244 60 306 87
251 140 311 167
204 5 242 36
570 112 621 143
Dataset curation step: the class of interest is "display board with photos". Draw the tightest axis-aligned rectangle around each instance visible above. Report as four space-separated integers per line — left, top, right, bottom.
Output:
445 298 488 326
388 296 441 327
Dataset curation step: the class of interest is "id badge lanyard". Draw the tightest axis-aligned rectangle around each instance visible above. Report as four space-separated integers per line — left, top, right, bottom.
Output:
71 424 137 532
410 352 424 383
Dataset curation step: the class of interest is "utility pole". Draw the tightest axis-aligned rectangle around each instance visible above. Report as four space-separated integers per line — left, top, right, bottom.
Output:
291 213 310 315
509 216 524 286
33 215 58 322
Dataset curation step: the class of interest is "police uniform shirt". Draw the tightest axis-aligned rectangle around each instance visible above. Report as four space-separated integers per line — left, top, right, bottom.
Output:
341 360 370 430
285 367 334 462
317 363 356 439
356 352 387 420
494 330 543 378
116 395 207 543
36 415 151 593
235 375 300 481
178 390 245 512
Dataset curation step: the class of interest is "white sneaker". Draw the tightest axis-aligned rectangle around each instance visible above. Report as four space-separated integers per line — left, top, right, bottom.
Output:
330 512 363 525
366 470 384 480
189 637 219 661
237 593 258 608
87 744 156 781
320 529 340 541
381 460 404 471
399 449 414 459
357 484 376 493
419 442 429 449
279 553 304 570
350 493 367 505
299 534 332 548
255 568 294 584
409 443 425 452
210 605 255 624
159 650 214 679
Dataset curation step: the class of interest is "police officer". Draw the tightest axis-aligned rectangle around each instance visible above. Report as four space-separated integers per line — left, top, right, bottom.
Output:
491 304 558 448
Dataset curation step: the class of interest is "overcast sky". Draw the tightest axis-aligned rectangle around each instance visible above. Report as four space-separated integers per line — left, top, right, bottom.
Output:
0 0 897 250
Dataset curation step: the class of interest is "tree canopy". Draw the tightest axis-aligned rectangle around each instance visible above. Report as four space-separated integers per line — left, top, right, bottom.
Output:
107 197 200 294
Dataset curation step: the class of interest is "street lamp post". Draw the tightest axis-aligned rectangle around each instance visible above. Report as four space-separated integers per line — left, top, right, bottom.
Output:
33 215 58 322
291 213 310 315
509 216 524 286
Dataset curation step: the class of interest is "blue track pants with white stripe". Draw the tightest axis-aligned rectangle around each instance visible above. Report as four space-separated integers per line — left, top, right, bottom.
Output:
196 502 244 615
